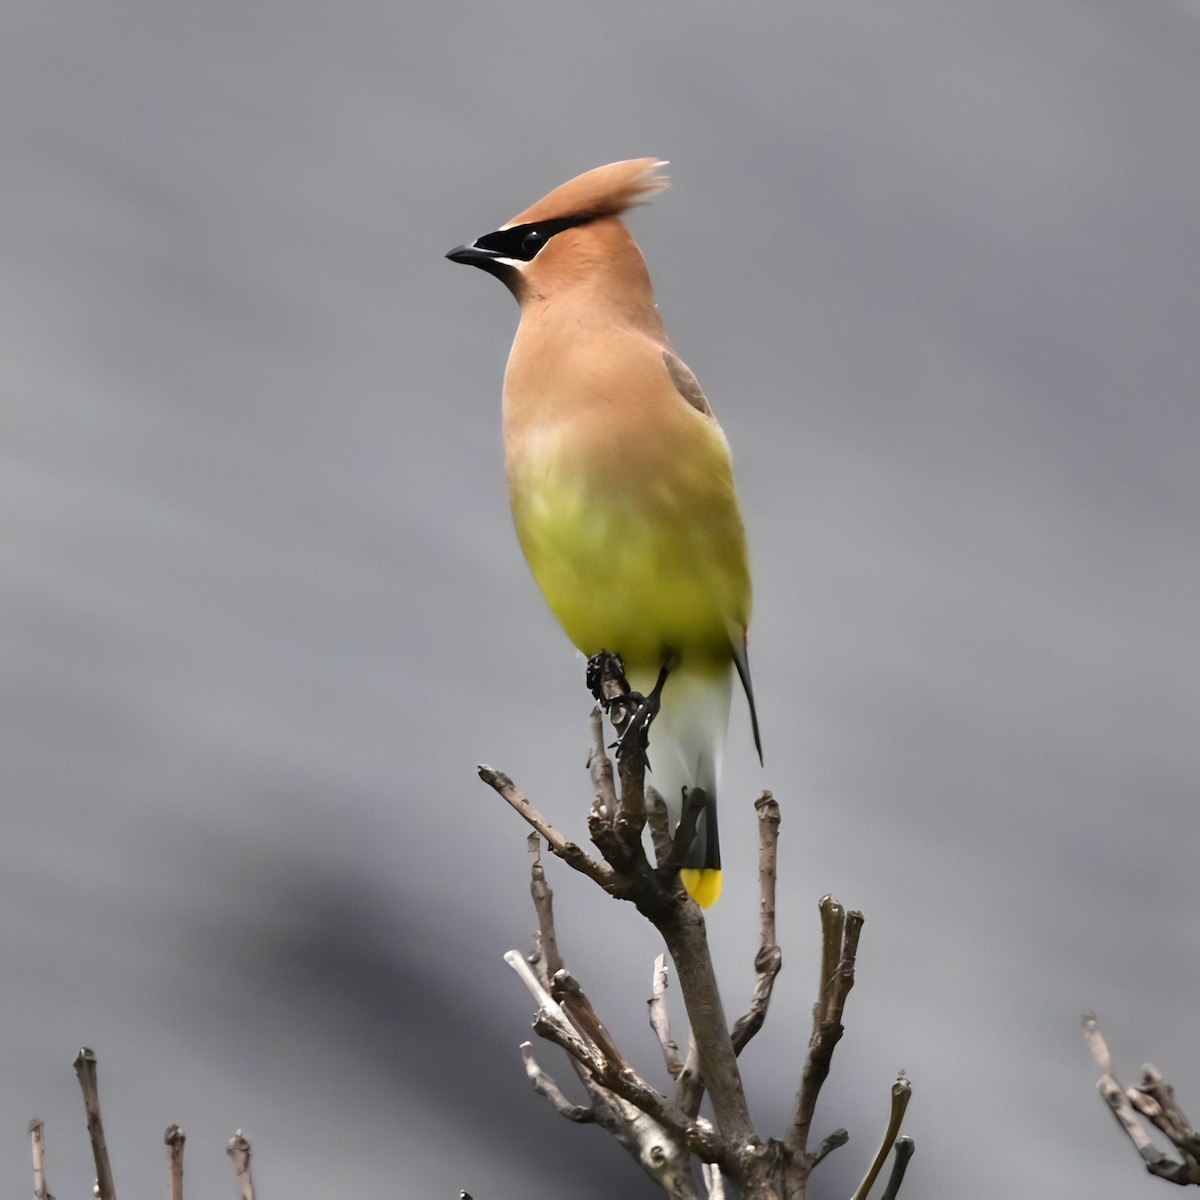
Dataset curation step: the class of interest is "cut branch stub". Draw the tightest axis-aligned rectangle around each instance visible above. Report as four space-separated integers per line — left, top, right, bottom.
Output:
73 1047 117 1200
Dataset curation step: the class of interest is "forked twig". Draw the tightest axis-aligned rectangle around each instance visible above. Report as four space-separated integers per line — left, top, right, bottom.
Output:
788 896 862 1157
1083 1014 1200 1184
505 949 725 1165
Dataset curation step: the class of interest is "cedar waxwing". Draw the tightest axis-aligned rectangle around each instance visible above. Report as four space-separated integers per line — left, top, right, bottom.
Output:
447 159 760 908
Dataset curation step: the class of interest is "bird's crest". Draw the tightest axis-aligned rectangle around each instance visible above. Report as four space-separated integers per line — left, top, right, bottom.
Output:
507 159 669 228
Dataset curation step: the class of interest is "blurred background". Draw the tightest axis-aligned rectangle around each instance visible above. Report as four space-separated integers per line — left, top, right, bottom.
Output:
6 2 1200 1196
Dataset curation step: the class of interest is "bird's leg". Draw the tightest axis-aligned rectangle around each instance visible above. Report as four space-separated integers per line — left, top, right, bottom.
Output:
613 661 670 769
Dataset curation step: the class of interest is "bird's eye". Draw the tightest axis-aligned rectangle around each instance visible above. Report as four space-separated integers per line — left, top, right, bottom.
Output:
521 229 546 258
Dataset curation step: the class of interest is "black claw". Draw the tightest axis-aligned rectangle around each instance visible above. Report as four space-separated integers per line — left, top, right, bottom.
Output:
586 653 672 773
586 651 629 706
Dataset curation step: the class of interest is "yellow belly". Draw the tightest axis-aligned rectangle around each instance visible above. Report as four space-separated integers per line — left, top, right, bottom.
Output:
508 434 749 668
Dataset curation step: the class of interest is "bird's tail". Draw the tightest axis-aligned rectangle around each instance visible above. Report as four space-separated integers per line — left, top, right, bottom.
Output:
633 661 732 909
678 786 722 907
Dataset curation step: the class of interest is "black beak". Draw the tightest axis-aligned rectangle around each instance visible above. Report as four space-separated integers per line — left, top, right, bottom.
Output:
446 243 504 268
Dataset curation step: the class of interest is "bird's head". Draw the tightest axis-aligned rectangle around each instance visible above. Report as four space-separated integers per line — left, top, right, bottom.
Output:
446 158 668 304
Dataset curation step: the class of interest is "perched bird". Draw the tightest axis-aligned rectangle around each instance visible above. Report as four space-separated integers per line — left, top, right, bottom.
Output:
447 159 759 908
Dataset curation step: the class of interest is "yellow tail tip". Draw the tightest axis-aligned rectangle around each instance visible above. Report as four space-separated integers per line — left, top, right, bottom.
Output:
679 868 723 909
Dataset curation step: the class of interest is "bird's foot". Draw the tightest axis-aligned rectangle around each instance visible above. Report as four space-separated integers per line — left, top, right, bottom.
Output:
613 662 671 769
586 651 629 707
585 652 671 771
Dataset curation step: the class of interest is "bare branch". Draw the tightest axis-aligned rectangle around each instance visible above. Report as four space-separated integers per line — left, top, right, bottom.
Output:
588 707 618 824
787 897 863 1157
552 968 628 1070
851 1073 913 1200
880 1136 916 1200
675 1036 703 1118
649 955 685 1079
478 765 614 886
655 904 756 1153
491 673 906 1198
527 835 564 981
812 1127 849 1166
1097 1074 1185 1179
164 1125 185 1200
507 948 572 1022
520 1042 595 1122
1134 1065 1200 1157
731 793 782 1055
646 786 673 867
505 951 727 1165
73 1047 117 1200
616 747 647 834
29 1118 54 1200
1084 1015 1200 1184
226 1131 255 1200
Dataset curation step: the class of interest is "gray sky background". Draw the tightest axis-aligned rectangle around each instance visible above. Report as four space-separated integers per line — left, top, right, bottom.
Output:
6 2 1200 1197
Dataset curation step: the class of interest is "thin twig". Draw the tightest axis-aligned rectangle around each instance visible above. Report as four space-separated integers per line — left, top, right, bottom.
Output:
851 1073 912 1200
520 1042 595 1122
29 1119 54 1200
226 1131 255 1200
588 707 618 825
73 1047 117 1200
478 765 614 886
646 785 673 867
731 793 782 1054
164 1125 185 1200
649 954 684 1079
527 835 564 980
1082 1013 1113 1074
812 1127 849 1166
880 1136 916 1200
